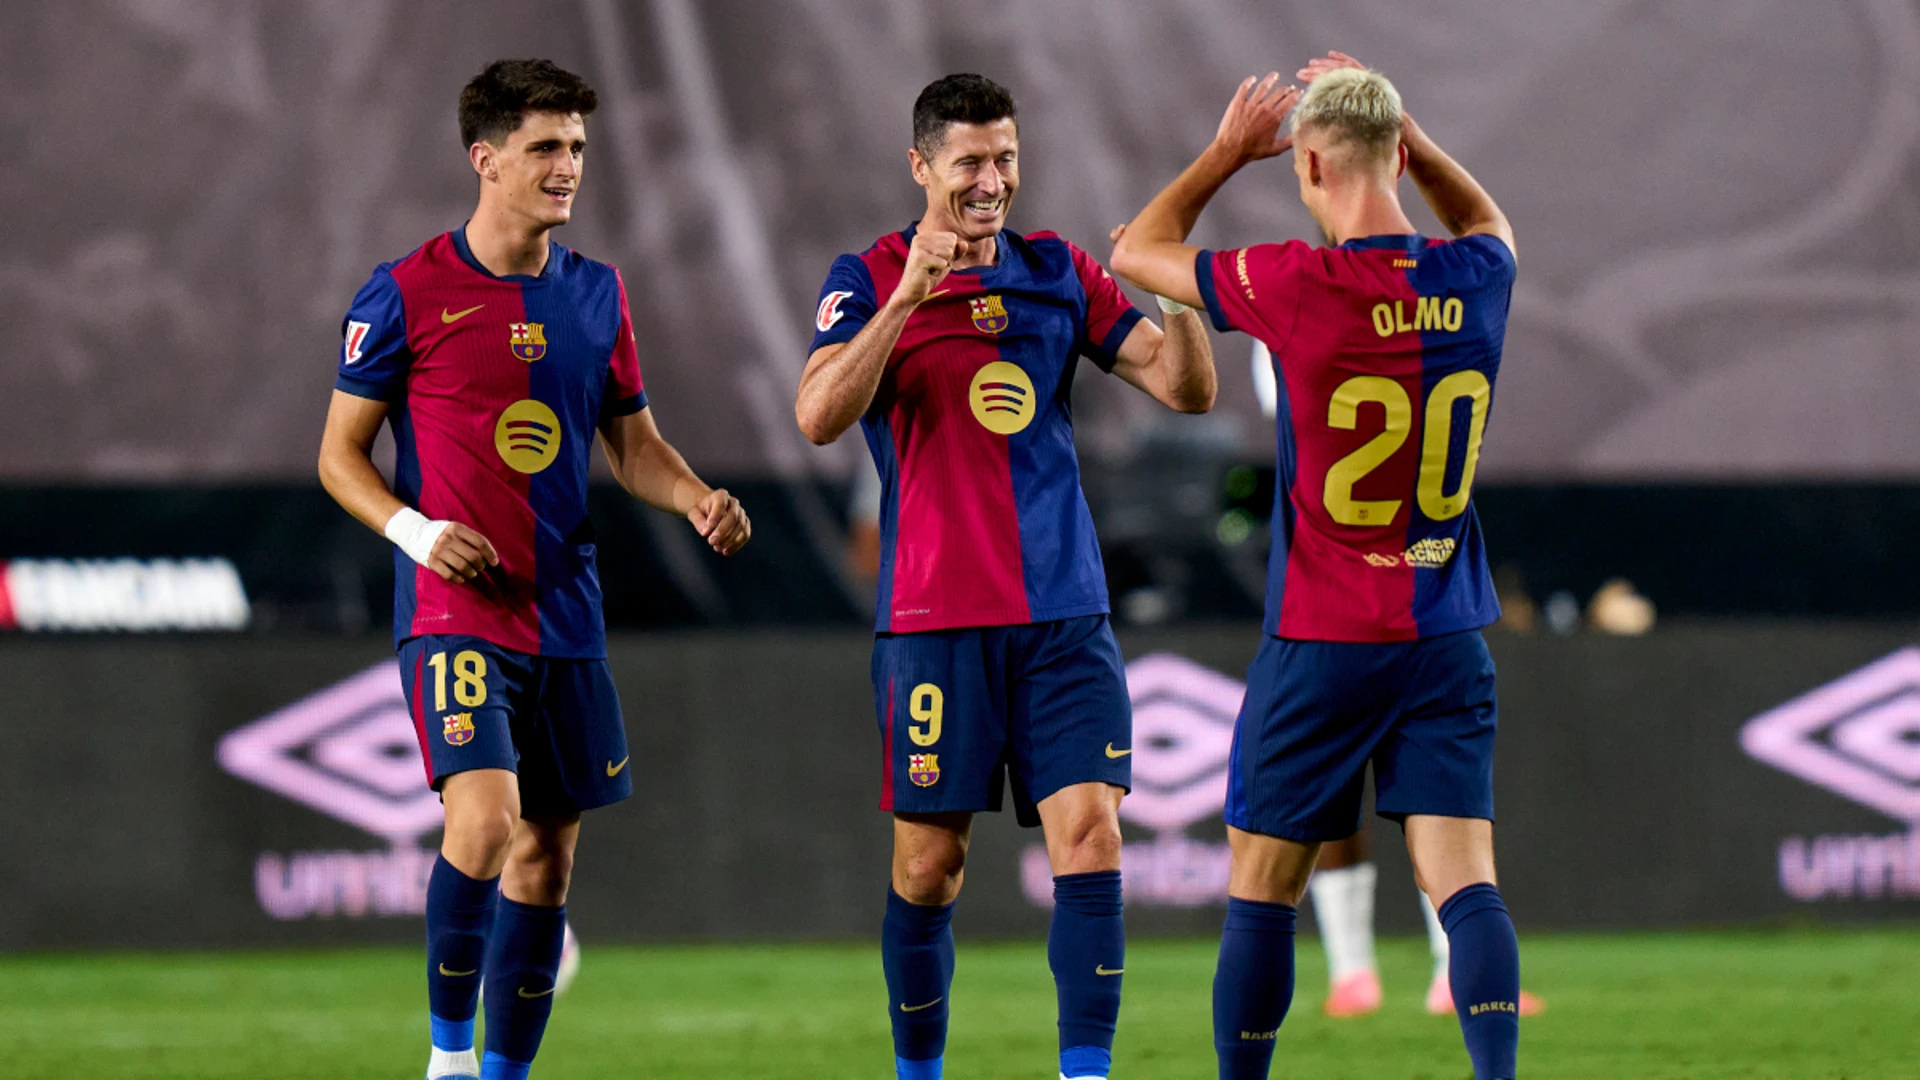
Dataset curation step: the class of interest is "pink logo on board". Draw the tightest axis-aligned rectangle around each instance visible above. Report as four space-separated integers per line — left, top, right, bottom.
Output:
1023 652 1243 907
217 662 440 920
1740 647 1920 901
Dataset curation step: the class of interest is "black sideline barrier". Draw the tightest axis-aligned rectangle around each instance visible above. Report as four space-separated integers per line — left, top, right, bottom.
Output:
3 623 1918 951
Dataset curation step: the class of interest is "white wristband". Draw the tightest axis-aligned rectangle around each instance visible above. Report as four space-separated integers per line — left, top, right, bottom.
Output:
1155 294 1191 315
384 507 450 568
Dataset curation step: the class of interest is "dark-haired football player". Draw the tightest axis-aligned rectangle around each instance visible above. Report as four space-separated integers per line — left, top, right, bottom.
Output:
319 58 748 1080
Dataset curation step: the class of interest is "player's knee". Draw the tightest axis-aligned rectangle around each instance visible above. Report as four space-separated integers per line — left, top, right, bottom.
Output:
503 837 575 905
1054 809 1123 874
445 805 516 864
896 849 966 905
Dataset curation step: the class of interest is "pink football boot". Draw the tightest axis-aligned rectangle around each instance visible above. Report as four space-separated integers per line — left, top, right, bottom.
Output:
1323 969 1384 1017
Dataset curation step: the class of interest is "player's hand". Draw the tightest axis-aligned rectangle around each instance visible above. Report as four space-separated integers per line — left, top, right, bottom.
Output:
688 487 750 556
1213 73 1301 166
892 229 970 306
1109 223 1127 246
1296 50 1365 85
428 522 500 583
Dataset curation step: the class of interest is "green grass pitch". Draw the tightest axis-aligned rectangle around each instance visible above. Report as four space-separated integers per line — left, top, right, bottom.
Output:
5 928 1917 1078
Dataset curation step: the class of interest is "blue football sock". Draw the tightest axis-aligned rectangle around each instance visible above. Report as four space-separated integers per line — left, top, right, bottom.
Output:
1438 883 1521 1080
1212 897 1297 1080
480 897 567 1078
425 856 499 1052
882 888 955 1080
1050 870 1124 1077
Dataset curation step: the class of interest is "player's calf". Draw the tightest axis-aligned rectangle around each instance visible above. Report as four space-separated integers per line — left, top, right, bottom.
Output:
1409 817 1519 1080
1038 784 1126 1080
1213 828 1320 1078
424 770 521 1078
478 817 580 1080
886 815 970 1080
425 856 498 1078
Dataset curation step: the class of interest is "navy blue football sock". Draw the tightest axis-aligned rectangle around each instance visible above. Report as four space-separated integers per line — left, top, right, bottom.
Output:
480 897 567 1079
1212 897 1297 1080
1050 870 1125 1077
1438 883 1521 1080
425 856 499 1052
883 888 955 1080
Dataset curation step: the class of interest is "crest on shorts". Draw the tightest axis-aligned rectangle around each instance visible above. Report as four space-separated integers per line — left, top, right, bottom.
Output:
510 322 547 362
442 712 476 746
969 295 1009 335
908 753 940 787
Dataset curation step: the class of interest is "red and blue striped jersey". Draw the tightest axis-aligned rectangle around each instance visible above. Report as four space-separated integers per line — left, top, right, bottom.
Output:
335 229 646 658
1196 233 1513 642
812 226 1145 633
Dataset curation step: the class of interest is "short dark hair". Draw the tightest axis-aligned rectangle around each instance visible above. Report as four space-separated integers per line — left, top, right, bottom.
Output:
912 73 1017 160
459 59 599 148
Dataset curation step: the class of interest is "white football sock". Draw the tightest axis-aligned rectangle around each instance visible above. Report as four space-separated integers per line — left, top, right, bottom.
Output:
1419 889 1449 978
1307 862 1377 983
426 1046 479 1079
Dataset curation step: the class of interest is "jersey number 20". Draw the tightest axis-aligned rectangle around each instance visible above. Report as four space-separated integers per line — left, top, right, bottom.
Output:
1323 371 1490 527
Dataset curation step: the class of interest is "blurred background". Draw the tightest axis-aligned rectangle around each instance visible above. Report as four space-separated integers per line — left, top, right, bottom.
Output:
2 0 1917 1075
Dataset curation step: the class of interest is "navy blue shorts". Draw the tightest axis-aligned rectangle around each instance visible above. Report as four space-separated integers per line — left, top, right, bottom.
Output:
398 634 632 817
1226 629 1497 843
871 615 1132 827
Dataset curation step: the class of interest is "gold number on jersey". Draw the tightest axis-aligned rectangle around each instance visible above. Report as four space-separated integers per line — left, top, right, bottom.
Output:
428 649 490 712
1324 372 1490 528
1416 371 1492 521
908 683 944 747
1323 377 1412 526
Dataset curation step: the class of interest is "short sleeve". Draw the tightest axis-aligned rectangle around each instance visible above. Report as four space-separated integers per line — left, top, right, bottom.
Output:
1441 233 1517 286
1066 242 1145 373
808 255 879 353
1194 242 1310 353
334 268 412 400
601 270 648 421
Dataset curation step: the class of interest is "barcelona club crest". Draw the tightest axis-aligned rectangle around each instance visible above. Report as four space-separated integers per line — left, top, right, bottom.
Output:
443 712 476 746
509 322 547 362
908 753 940 787
969 295 1010 335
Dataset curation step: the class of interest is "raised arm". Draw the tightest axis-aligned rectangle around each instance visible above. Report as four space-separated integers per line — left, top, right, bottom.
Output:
795 231 967 445
1110 75 1301 304
599 407 749 555
1107 307 1215 414
1400 115 1514 257
1298 51 1514 257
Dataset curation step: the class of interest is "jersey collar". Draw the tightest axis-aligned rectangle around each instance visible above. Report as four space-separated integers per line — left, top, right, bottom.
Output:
1339 233 1429 254
451 226 555 283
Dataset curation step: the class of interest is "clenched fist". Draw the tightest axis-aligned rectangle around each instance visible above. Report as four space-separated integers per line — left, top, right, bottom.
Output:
688 487 751 556
891 229 971 307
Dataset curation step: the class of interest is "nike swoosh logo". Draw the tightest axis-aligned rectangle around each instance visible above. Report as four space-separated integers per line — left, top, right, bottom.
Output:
441 304 485 324
1096 965 1124 976
438 964 476 977
900 997 943 1013
1105 744 1132 759
517 986 555 999
606 756 630 777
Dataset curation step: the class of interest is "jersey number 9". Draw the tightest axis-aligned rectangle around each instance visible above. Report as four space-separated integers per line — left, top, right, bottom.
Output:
1323 371 1491 527
908 683 944 747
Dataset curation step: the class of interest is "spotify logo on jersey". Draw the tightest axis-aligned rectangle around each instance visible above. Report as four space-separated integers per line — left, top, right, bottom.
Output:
968 361 1036 435
495 400 562 474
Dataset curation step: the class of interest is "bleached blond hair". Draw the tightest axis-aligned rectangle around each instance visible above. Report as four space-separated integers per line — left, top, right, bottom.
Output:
1290 67 1402 159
